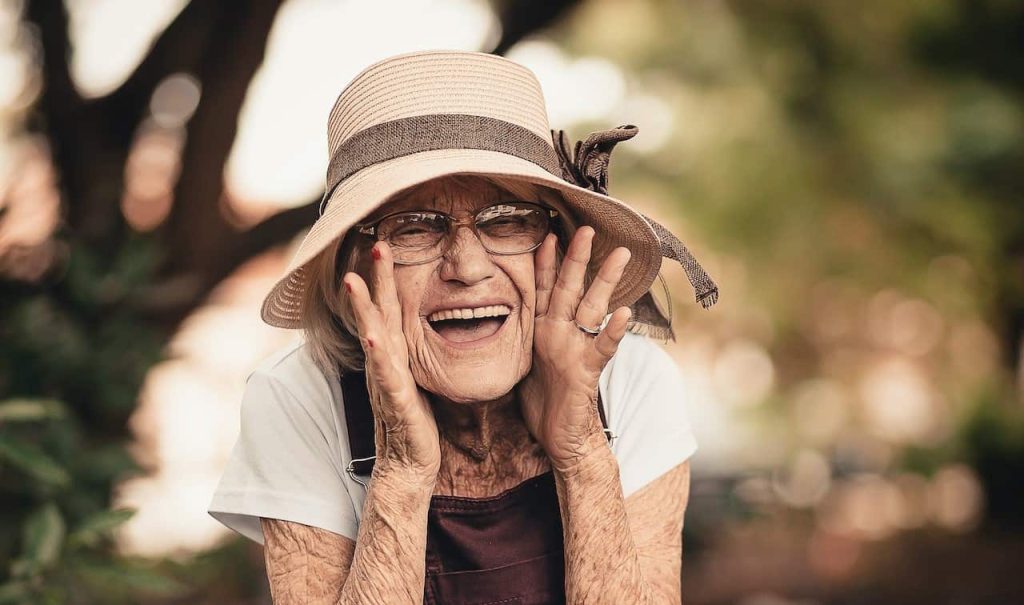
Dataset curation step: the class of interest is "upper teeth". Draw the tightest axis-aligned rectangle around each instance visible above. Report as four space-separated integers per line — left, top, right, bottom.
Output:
427 305 512 322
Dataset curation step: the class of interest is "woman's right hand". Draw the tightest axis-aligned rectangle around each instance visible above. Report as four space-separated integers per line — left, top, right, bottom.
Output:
343 241 441 482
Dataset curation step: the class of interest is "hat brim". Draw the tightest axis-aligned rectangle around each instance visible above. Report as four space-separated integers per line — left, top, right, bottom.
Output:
260 148 662 328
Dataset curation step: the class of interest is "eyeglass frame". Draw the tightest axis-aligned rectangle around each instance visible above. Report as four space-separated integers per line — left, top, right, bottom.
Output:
353 200 561 266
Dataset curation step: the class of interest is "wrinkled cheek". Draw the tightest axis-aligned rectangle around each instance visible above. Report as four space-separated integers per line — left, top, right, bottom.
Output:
516 314 536 375
404 324 448 389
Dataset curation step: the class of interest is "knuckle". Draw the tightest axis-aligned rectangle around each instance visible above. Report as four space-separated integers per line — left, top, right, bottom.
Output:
554 278 576 293
596 341 616 358
578 297 603 313
567 254 588 267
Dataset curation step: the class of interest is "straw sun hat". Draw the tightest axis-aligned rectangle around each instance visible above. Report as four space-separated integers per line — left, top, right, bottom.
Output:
261 49 719 339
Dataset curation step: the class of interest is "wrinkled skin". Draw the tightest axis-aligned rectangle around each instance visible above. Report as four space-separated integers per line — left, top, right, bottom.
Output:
260 462 689 604
345 175 548 484
354 176 538 407
260 174 689 605
347 175 631 476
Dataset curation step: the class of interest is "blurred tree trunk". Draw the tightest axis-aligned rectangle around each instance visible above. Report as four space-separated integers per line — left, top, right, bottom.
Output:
0 0 584 597
21 0 583 329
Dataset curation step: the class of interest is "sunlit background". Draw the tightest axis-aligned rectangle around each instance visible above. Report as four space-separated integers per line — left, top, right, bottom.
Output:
2 0 1022 603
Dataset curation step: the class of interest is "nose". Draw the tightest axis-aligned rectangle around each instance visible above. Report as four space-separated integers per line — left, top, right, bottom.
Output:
437 223 496 285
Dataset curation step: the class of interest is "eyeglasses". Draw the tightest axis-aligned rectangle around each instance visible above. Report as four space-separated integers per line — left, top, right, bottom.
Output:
355 201 560 265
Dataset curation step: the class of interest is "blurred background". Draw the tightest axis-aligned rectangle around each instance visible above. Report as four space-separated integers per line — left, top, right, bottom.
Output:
1 0 1022 603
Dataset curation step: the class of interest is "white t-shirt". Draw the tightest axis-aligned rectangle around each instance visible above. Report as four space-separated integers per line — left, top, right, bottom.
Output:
208 332 697 545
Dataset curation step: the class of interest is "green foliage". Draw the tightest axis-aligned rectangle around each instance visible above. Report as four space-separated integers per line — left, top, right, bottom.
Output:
564 0 1024 548
0 433 71 490
0 397 187 603
567 0 1024 330
960 390 1024 527
0 236 186 603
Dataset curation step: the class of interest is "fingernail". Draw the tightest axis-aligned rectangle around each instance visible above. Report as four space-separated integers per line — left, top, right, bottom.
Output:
344 281 352 293
371 246 381 261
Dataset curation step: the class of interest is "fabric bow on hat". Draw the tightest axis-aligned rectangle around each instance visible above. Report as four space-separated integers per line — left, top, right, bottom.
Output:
549 124 720 340
552 124 639 196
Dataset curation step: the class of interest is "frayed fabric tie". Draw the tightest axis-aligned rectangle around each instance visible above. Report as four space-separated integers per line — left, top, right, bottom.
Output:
550 124 720 335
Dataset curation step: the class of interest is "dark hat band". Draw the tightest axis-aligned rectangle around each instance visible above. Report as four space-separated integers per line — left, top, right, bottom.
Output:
320 113 562 214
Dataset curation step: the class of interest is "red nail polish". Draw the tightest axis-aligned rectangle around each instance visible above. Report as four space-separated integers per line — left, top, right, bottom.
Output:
371 246 381 261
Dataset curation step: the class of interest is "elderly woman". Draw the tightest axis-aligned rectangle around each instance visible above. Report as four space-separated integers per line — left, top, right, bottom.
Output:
209 50 718 605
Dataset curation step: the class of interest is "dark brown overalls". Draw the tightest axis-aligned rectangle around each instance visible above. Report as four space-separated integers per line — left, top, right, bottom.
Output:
339 372 611 605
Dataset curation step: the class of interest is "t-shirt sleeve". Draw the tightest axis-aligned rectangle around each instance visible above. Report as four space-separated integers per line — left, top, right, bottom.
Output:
601 333 698 498
208 369 359 545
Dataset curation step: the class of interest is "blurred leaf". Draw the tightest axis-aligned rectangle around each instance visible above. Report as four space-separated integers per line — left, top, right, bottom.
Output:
73 557 186 598
68 508 136 548
22 502 65 568
0 581 30 605
75 443 141 485
0 434 71 489
0 399 67 423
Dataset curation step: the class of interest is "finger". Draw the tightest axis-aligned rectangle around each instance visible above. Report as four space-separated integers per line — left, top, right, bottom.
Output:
344 271 390 405
361 329 406 441
369 241 403 339
344 273 404 415
575 246 631 328
534 233 558 317
344 272 381 343
548 226 594 321
591 305 632 363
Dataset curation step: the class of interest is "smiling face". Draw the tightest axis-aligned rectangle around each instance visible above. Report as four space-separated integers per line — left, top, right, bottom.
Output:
354 175 556 404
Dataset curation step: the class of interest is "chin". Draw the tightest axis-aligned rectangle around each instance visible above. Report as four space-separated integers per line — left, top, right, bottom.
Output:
444 375 520 404
417 353 527 404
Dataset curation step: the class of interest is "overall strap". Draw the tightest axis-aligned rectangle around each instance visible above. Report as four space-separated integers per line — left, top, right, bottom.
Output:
339 371 376 475
339 371 611 478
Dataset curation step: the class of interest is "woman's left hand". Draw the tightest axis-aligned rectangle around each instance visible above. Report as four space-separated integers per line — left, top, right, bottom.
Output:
517 226 633 472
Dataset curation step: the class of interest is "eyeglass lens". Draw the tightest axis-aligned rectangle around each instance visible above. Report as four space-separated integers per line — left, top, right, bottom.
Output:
377 202 551 264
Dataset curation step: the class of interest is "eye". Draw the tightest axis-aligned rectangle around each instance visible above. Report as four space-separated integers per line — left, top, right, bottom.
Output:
382 214 447 247
479 206 544 237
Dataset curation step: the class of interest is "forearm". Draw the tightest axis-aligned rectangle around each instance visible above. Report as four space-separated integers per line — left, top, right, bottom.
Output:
553 434 663 605
337 467 434 605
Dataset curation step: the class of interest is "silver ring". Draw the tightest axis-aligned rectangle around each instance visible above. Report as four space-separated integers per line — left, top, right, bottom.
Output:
574 319 602 336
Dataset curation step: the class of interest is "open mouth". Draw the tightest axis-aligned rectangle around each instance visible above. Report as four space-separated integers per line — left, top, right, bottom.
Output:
426 305 512 344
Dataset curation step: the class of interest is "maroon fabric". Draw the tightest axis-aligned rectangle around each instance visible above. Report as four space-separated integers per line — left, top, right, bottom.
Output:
339 372 608 604
424 472 566 604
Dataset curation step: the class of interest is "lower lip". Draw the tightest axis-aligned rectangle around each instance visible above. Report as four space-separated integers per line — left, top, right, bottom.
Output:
423 313 512 350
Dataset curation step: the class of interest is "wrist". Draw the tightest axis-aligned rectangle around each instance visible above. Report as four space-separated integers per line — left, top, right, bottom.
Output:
549 430 612 476
371 458 438 493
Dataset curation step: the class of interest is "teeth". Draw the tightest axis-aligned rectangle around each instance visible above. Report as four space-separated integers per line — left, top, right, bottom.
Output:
427 304 512 323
